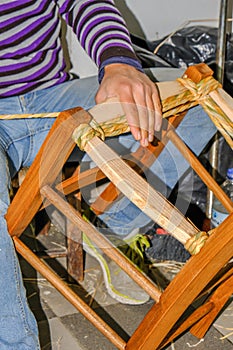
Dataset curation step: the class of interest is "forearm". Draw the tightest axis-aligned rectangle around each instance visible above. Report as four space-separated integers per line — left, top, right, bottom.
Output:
58 0 141 69
57 0 162 146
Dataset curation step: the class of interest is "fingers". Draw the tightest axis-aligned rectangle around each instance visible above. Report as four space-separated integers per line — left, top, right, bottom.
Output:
152 89 163 131
121 101 141 140
133 85 151 147
96 64 163 147
122 83 162 147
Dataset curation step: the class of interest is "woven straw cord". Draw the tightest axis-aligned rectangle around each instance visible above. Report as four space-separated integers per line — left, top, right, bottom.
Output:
185 229 215 255
201 99 233 148
0 112 59 119
177 76 221 99
162 75 218 116
1 75 231 149
73 115 130 150
73 75 228 151
177 76 233 149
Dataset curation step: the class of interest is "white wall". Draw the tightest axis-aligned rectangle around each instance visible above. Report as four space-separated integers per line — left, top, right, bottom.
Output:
116 0 221 40
67 0 228 78
66 29 98 78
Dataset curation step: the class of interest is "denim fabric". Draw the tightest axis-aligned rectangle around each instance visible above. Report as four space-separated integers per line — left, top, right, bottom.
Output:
0 76 98 349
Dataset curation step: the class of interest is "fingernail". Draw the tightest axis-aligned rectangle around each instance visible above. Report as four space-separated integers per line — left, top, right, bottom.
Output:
149 133 154 142
136 131 141 140
142 138 149 147
155 124 161 132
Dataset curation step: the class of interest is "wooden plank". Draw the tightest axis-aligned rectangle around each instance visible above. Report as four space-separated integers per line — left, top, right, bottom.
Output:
86 81 187 126
90 114 185 215
210 88 233 123
190 273 233 338
167 129 233 213
158 80 187 101
126 212 233 350
84 136 199 244
57 166 106 195
7 107 91 237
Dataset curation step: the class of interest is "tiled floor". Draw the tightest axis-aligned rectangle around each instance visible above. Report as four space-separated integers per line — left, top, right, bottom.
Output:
19 222 233 350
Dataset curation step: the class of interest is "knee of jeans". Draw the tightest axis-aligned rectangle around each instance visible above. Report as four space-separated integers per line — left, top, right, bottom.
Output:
98 199 153 236
0 162 11 208
176 107 216 155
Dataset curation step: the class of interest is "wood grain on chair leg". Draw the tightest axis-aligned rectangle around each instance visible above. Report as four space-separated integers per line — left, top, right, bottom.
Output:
13 235 127 350
6 107 91 237
190 272 233 338
125 213 233 350
66 191 84 282
90 114 185 215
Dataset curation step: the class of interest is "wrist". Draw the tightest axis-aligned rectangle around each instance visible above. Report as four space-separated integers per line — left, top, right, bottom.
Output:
98 56 144 83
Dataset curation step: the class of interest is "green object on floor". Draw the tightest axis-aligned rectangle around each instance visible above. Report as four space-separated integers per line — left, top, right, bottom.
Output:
83 233 150 305
82 212 150 305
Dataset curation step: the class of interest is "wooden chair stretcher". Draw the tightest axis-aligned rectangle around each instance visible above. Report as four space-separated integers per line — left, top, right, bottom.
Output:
5 63 233 349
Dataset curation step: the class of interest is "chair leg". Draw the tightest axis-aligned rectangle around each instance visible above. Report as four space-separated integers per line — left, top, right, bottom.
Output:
13 235 126 350
66 192 84 282
91 114 185 215
125 213 233 350
190 272 233 338
6 107 92 237
167 129 233 213
66 221 84 282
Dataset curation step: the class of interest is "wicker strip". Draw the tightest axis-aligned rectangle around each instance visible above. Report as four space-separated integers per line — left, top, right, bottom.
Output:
0 112 59 119
185 229 214 255
72 115 130 150
177 76 233 148
73 76 231 151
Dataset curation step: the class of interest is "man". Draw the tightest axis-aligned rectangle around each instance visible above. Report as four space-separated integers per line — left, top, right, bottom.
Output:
0 1 216 348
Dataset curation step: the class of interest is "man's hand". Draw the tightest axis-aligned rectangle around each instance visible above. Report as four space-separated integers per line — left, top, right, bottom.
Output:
95 63 162 147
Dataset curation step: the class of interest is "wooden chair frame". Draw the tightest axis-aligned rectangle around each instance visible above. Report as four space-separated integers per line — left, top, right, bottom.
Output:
5 64 233 349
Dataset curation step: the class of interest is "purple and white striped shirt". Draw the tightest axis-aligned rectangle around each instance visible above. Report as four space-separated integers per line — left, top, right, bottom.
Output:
0 0 141 97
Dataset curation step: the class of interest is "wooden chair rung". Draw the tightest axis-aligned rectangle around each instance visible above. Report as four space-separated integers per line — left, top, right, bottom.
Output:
13 235 126 350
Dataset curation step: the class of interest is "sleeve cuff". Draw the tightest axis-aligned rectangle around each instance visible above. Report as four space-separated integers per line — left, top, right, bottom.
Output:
98 56 144 83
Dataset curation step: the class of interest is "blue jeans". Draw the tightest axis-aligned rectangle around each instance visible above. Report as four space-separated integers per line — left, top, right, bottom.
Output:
0 73 216 348
0 76 98 349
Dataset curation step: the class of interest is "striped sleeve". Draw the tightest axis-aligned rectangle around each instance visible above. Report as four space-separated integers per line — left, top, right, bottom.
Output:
57 0 141 67
0 1 69 96
0 1 142 97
